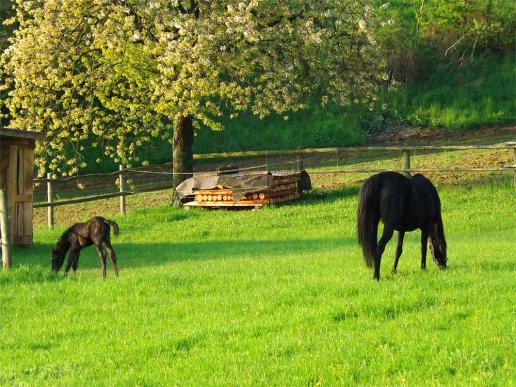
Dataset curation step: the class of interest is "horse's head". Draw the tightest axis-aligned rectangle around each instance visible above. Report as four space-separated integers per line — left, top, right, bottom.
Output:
429 238 447 269
51 239 69 273
51 247 66 272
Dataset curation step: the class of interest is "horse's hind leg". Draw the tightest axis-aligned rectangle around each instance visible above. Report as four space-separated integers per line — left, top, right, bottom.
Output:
95 244 107 278
420 228 430 270
71 250 80 275
392 231 405 274
104 241 119 277
374 225 394 280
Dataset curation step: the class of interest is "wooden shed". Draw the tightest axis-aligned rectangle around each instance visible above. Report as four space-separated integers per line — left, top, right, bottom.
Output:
0 127 44 245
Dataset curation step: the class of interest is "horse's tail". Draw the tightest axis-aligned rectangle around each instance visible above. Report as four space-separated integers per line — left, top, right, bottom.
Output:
357 177 380 267
105 219 120 236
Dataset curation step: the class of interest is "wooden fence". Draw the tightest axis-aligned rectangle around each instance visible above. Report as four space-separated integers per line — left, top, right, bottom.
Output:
33 142 516 228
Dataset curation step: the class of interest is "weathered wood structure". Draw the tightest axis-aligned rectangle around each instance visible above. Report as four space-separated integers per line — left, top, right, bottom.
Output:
183 171 311 209
0 128 44 245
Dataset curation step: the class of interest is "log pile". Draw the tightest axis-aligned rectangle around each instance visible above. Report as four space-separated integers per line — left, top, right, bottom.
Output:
184 171 308 208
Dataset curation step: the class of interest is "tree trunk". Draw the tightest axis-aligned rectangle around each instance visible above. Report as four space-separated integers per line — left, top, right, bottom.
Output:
172 115 194 206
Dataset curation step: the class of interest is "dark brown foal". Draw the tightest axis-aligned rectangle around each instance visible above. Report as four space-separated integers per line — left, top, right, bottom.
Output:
51 216 120 278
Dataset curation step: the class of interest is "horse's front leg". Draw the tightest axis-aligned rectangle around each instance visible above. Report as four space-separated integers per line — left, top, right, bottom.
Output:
95 244 107 279
64 249 76 276
420 228 430 270
64 256 72 276
71 249 81 275
374 225 394 281
392 231 405 274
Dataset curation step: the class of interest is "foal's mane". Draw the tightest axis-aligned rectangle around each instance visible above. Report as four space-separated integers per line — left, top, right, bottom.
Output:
54 226 74 253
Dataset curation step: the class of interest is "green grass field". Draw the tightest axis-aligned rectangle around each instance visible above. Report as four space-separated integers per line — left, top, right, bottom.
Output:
1 177 515 385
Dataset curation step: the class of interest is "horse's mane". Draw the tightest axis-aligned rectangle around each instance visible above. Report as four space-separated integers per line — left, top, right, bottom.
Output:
55 227 74 252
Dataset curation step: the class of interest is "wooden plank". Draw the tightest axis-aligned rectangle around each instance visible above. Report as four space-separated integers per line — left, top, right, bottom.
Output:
17 147 23 195
192 181 297 197
20 148 34 244
14 202 23 243
0 145 8 190
193 192 300 206
23 148 34 196
8 145 17 241
33 185 174 208
193 189 234 195
0 127 45 140
22 202 32 245
272 176 299 185
184 201 263 208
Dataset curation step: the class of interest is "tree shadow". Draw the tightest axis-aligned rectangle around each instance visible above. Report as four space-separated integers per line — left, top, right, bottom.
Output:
17 237 356 271
299 185 360 204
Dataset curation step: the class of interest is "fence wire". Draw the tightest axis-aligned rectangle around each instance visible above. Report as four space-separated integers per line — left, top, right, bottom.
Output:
33 146 515 209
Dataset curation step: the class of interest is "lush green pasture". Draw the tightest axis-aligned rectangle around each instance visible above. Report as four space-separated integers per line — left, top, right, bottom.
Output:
1 182 515 385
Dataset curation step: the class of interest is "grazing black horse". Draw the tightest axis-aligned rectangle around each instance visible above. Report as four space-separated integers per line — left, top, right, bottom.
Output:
357 172 447 280
51 216 120 278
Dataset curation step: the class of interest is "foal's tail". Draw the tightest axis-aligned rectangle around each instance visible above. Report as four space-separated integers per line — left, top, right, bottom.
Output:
104 219 120 236
357 177 380 267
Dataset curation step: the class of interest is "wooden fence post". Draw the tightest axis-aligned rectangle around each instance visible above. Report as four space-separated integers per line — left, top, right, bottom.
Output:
119 165 126 215
0 188 12 270
296 148 304 172
513 147 516 191
403 149 411 177
47 173 54 229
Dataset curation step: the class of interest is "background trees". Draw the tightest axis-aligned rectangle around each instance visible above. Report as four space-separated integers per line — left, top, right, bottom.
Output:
0 1 513 179
0 0 386 192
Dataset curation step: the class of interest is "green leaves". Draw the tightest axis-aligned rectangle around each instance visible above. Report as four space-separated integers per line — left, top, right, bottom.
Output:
1 0 386 176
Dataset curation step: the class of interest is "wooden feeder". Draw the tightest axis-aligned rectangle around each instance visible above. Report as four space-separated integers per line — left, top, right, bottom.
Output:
0 128 45 245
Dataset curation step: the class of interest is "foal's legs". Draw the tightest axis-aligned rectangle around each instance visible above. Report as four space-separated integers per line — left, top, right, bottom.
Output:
374 225 395 281
104 241 119 277
64 252 73 276
392 231 405 274
95 244 107 278
64 248 79 276
71 250 80 275
420 228 430 270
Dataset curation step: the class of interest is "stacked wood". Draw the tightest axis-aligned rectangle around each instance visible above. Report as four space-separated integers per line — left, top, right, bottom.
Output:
185 171 308 208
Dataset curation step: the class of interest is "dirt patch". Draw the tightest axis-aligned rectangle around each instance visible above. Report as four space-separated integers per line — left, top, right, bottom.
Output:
371 125 516 145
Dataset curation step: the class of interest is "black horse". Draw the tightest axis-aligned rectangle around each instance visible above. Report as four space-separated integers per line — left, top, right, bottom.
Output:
51 216 120 278
357 172 447 280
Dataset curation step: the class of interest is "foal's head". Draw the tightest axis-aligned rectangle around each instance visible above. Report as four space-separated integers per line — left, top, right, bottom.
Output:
51 236 70 273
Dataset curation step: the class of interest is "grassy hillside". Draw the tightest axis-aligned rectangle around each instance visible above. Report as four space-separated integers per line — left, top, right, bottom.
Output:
1 177 514 384
385 54 516 129
194 54 515 152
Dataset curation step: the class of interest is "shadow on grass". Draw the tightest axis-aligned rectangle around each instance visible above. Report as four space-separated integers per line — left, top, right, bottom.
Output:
13 237 357 272
299 185 360 204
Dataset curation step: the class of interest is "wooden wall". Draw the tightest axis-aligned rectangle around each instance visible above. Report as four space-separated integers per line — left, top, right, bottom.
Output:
0 138 35 245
